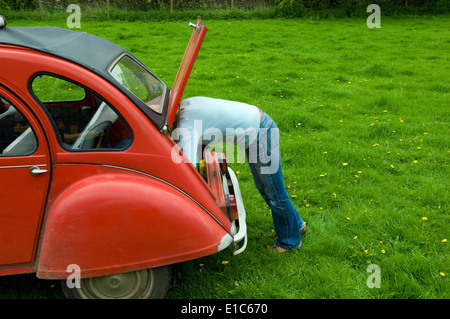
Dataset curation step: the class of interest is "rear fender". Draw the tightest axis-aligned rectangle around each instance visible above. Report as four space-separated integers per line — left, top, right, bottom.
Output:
36 171 230 279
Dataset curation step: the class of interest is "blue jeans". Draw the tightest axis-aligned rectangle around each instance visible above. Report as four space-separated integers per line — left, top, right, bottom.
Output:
246 111 304 250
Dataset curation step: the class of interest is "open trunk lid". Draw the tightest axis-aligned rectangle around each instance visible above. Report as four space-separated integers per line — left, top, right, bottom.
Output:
166 17 207 127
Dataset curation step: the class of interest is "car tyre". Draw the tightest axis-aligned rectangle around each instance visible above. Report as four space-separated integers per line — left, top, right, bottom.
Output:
61 266 171 299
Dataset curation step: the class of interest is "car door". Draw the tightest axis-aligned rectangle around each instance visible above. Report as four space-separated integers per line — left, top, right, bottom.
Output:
0 87 51 266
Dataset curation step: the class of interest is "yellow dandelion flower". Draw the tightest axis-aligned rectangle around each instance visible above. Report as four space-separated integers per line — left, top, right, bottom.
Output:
320 174 325 177
343 162 348 166
373 143 379 147
306 204 310 208
353 236 358 240
355 175 359 178
333 193 337 198
291 195 297 198
440 272 445 277
442 239 447 243
236 171 240 174
346 217 351 220
422 217 428 221
390 164 394 168
413 160 418 164
381 249 385 254
221 261 229 265
365 250 369 254
358 171 362 174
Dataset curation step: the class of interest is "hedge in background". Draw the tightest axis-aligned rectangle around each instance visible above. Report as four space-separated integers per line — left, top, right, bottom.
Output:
1 0 448 18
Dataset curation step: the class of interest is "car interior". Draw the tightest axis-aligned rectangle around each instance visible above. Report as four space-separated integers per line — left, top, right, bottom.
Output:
31 75 133 151
0 97 37 156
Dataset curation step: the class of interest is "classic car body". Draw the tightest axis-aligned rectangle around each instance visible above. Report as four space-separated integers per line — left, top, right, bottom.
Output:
0 17 247 298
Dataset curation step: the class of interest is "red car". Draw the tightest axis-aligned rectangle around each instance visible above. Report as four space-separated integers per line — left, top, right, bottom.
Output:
0 17 247 299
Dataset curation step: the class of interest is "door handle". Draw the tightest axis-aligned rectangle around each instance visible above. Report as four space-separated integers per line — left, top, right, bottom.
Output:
30 166 48 176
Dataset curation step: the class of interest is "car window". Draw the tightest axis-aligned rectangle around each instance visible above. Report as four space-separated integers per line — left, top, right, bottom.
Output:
0 96 38 156
31 75 132 151
31 74 86 102
110 55 165 114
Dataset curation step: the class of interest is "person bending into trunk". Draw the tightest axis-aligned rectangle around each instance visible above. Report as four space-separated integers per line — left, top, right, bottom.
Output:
171 96 306 252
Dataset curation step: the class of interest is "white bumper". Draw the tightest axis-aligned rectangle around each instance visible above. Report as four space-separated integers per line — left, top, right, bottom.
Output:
224 167 248 255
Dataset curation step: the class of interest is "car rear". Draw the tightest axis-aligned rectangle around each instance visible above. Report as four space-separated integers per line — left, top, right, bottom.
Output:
200 146 247 254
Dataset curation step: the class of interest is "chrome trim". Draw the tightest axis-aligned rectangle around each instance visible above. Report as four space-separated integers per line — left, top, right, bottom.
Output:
226 167 248 255
30 165 48 176
0 164 46 169
102 164 226 229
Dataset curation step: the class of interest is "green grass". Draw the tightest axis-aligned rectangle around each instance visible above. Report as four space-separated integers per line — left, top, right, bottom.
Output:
1 15 448 299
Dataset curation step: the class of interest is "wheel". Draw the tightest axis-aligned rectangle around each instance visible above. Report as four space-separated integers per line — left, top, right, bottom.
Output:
61 266 171 299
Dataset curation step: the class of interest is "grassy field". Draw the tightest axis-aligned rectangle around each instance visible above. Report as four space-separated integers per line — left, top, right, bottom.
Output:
1 14 448 299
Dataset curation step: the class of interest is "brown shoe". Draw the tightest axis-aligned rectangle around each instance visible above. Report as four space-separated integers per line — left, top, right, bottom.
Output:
267 243 302 253
300 222 307 235
267 245 288 253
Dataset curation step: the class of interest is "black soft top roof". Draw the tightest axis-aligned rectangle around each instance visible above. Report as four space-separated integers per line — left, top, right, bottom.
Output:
0 26 168 129
0 26 128 80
